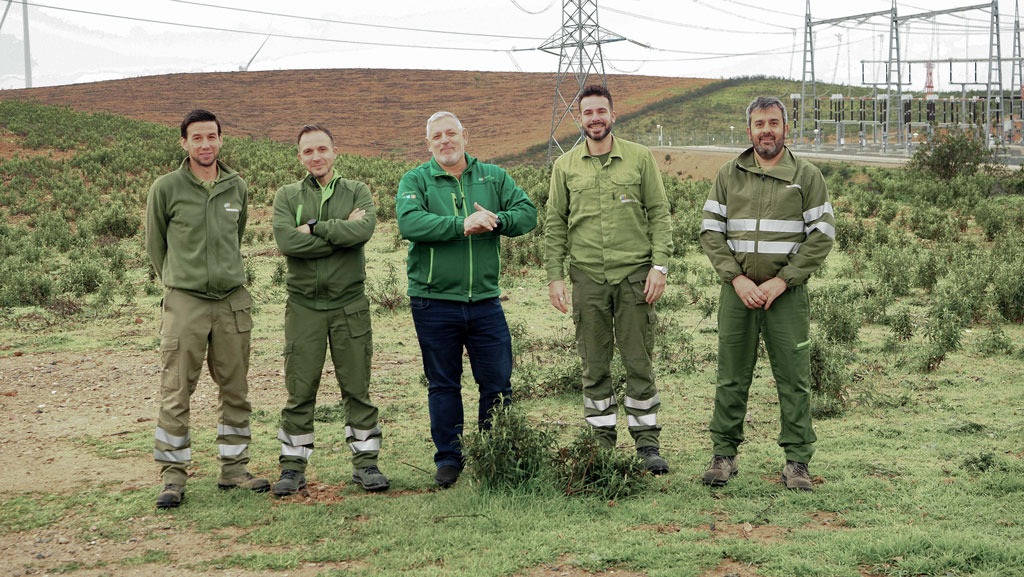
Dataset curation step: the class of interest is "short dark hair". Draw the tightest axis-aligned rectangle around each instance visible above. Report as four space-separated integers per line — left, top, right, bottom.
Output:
180 109 220 138
578 84 613 112
746 96 788 128
296 124 335 146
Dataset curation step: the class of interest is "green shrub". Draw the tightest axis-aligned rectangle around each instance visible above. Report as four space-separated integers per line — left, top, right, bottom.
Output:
908 131 992 182
811 285 863 344
887 307 915 342
973 198 1006 242
551 429 649 499
463 402 555 492
367 261 407 312
916 304 965 372
60 254 108 296
87 199 140 239
809 335 852 418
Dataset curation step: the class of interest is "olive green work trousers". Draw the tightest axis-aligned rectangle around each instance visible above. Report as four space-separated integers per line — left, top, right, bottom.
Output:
278 298 381 472
710 283 816 463
154 287 254 486
570 266 662 449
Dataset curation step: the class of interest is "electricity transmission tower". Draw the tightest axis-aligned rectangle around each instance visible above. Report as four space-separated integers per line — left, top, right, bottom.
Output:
539 0 624 163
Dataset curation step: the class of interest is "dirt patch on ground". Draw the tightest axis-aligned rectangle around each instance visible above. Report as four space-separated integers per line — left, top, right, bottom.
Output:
699 557 762 577
0 70 712 162
0 130 76 161
4 517 366 577
519 554 647 577
654 147 735 182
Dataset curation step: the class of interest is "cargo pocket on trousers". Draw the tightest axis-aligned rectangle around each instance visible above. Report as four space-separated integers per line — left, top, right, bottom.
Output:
229 289 253 333
572 309 586 360
160 336 180 386
627 268 650 305
345 300 372 339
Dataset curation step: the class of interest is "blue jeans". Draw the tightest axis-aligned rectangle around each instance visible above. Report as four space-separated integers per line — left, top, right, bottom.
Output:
410 296 513 470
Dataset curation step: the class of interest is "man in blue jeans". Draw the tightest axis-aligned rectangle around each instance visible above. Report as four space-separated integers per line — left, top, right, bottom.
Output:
396 111 537 487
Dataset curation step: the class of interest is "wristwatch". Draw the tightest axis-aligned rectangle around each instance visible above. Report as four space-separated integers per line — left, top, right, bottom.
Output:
306 218 318 233
652 265 668 276
494 215 503 233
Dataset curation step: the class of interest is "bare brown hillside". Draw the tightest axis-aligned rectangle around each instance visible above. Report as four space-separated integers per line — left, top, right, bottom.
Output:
0 69 711 161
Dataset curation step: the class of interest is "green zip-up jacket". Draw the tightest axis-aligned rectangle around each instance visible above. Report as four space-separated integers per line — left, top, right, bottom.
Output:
272 172 376 311
396 154 537 302
699 147 835 286
145 158 248 300
544 136 673 285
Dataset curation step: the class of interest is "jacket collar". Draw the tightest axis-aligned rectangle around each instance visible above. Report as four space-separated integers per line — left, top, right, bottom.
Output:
304 170 339 191
578 135 622 161
736 146 797 181
178 157 238 187
429 153 477 178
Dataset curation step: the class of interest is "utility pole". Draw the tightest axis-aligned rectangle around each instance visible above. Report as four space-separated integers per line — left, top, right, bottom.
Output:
539 0 624 163
22 0 31 87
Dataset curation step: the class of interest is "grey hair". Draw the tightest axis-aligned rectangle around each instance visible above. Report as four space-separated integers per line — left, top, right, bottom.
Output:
426 111 464 137
745 96 788 127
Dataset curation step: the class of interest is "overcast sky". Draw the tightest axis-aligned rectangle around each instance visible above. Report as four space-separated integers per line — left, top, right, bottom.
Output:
0 0 1018 91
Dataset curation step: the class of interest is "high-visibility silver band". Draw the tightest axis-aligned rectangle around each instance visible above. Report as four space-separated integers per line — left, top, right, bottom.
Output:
585 414 618 428
154 448 191 462
281 444 313 460
628 414 658 427
155 426 189 449
624 394 661 411
703 199 727 217
727 239 755 253
583 395 617 412
726 218 757 232
345 426 382 441
805 222 836 239
350 438 382 453
758 241 802 255
219 444 248 457
803 202 834 222
218 424 251 438
278 428 314 447
759 219 805 234
701 219 727 234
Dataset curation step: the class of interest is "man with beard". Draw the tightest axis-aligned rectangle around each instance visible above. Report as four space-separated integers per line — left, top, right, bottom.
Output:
396 111 537 488
544 84 674 474
146 109 269 508
699 96 834 491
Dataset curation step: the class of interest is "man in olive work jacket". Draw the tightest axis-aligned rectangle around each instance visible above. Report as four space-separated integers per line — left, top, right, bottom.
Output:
145 109 269 509
544 85 674 475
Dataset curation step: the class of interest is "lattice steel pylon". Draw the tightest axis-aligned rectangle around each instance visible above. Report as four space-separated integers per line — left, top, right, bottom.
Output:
883 0 902 151
986 0 1004 145
1012 0 1023 141
540 0 625 163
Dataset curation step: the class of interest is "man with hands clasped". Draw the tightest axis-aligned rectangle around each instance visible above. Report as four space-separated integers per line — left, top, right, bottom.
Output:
699 96 834 491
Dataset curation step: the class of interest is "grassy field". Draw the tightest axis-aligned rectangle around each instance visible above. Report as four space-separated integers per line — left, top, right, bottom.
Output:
1 98 1024 577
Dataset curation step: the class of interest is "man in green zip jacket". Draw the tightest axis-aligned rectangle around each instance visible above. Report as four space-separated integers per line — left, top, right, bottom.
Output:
145 109 269 509
270 124 389 495
699 96 834 491
545 85 674 475
396 111 537 488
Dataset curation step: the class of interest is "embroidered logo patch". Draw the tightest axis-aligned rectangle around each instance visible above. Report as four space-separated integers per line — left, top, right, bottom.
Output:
786 183 802 189
619 195 637 203
224 203 240 213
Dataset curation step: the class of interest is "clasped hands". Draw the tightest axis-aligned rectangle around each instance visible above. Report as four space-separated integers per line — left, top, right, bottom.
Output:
732 275 786 310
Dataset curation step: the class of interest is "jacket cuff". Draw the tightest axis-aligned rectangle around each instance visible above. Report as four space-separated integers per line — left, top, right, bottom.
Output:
546 268 564 283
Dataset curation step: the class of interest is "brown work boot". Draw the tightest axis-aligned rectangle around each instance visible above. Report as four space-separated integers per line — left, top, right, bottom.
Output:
156 483 184 509
701 455 738 487
782 460 813 491
217 472 270 493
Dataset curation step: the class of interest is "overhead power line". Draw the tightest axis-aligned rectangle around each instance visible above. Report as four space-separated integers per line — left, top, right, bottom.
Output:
170 0 546 41
509 0 555 15
602 4 794 35
13 0 529 53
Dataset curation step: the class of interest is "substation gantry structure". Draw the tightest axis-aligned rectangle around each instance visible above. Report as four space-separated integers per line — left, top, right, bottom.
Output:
796 0 1024 155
